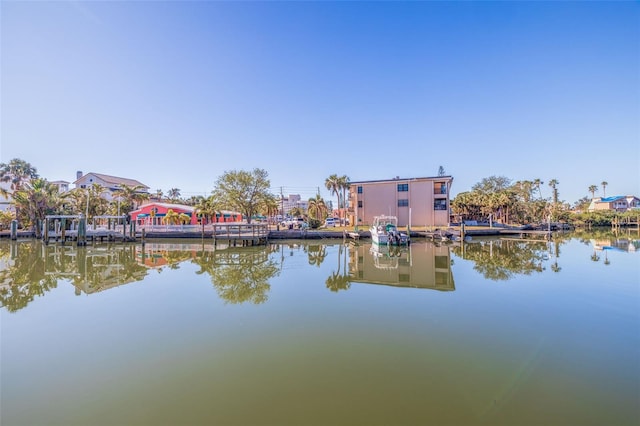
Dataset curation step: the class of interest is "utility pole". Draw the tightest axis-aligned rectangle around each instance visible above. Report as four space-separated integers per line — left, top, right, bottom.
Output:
280 186 284 217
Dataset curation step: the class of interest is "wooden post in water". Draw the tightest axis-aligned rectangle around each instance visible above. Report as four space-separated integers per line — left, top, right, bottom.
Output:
10 220 17 240
78 217 86 246
141 228 146 246
60 218 66 245
44 218 49 244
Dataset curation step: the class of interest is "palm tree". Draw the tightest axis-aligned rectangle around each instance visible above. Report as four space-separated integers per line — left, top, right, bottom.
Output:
113 184 150 215
66 183 109 219
601 181 608 198
163 209 180 225
337 175 350 224
307 194 327 220
11 178 59 235
533 178 544 199
325 174 339 215
155 189 164 201
167 188 181 202
194 195 219 224
548 179 559 205
0 158 39 227
289 206 304 218
588 185 598 199
259 194 279 223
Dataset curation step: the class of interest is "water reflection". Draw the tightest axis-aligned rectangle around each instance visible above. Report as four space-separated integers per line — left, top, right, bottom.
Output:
0 241 60 313
326 243 350 292
347 241 455 291
452 238 549 280
305 243 328 267
2 231 637 312
191 244 280 304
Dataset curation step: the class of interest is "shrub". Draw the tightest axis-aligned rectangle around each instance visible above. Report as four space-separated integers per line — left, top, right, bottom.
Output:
308 218 321 229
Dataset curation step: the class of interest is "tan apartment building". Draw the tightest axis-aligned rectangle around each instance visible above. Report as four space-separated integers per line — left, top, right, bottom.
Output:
347 175 453 228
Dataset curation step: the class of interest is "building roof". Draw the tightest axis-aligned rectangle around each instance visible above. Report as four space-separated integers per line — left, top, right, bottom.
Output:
73 172 149 190
135 202 196 212
350 175 453 184
599 196 624 203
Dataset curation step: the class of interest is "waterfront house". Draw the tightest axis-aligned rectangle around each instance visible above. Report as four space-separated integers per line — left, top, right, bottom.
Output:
50 180 70 193
587 195 640 212
130 202 243 226
73 171 150 202
348 175 454 228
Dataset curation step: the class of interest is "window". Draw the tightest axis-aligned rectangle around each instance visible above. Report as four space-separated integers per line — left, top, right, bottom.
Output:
397 183 408 192
357 186 363 194
398 199 409 207
358 200 363 208
434 199 447 210
434 182 447 195
435 255 448 269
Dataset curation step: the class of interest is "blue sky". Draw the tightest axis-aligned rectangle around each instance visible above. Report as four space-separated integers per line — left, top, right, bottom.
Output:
1 1 638 205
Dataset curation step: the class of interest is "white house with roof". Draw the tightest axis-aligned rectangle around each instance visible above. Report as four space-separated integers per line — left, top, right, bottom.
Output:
73 171 150 202
588 195 640 212
50 180 70 193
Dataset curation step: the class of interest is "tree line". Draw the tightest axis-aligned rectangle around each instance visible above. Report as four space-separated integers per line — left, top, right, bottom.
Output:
1 158 633 231
0 158 346 231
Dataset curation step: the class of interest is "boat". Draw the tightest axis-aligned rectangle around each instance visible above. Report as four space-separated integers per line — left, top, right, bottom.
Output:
370 215 409 246
369 244 409 269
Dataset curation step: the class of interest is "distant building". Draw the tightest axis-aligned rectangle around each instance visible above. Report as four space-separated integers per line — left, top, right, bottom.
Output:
588 195 640 212
279 194 308 216
348 175 454 227
73 171 149 202
50 180 70 193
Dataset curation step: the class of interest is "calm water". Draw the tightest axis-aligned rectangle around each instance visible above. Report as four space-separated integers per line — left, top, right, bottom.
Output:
1 231 639 425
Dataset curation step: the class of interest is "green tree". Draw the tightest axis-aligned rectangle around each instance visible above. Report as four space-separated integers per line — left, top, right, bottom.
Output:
194 195 219 224
337 175 350 223
162 208 180 225
167 188 181 202
472 175 512 194
588 185 598 199
325 174 339 215
65 183 109 219
601 181 608 198
0 210 14 230
11 178 60 234
533 178 544 199
548 179 560 205
438 165 446 177
289 206 304 218
113 184 150 215
307 194 328 220
258 194 279 221
574 196 591 211
0 158 39 227
211 168 273 224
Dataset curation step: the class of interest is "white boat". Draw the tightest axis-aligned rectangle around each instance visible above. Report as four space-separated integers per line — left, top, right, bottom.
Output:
370 215 409 246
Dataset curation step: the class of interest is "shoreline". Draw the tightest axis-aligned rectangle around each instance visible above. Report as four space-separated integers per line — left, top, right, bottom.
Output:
0 226 557 241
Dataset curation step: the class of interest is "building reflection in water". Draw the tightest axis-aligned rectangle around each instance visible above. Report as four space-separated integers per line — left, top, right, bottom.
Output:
347 241 455 291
